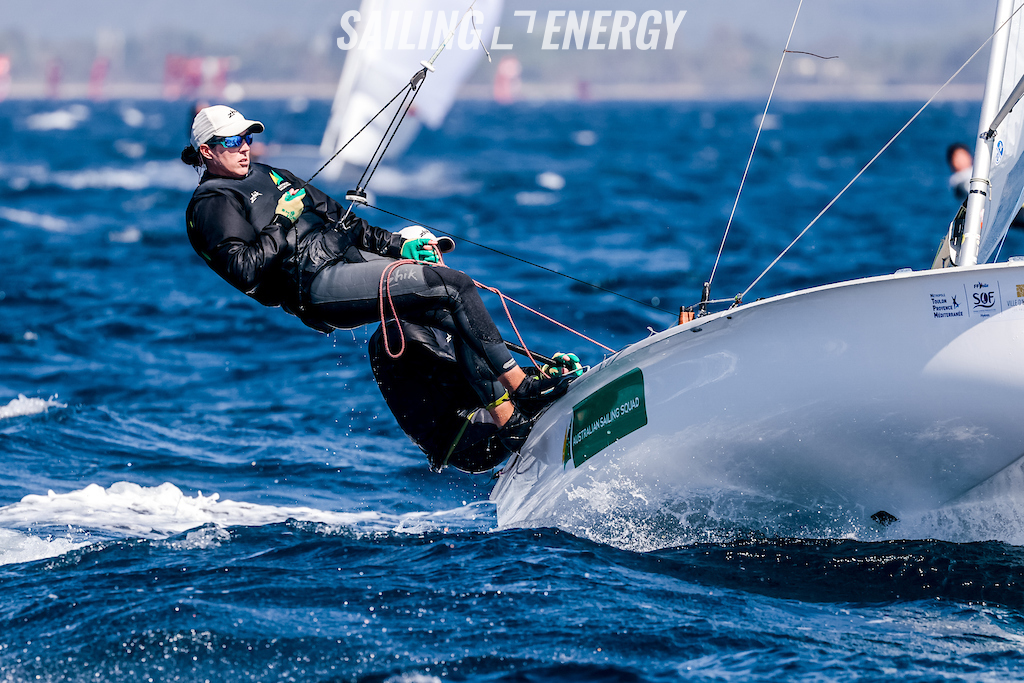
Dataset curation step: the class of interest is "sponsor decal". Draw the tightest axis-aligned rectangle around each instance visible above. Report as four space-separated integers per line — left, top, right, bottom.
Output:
995 139 1005 167
969 281 1002 318
932 283 1006 319
249 191 261 204
269 170 291 191
566 368 647 468
1006 283 1024 308
929 292 964 319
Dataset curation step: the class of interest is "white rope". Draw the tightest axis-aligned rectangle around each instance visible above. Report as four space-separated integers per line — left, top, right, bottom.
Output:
741 2 1024 300
707 0 805 290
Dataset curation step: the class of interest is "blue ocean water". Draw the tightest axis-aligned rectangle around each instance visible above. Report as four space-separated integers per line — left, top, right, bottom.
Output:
3 96 1024 681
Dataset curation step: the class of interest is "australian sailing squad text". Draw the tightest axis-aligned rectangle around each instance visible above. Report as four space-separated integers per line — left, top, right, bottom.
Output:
573 397 642 447
337 10 686 51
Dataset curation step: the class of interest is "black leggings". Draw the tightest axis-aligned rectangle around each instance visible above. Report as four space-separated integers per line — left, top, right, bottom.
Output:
307 257 515 404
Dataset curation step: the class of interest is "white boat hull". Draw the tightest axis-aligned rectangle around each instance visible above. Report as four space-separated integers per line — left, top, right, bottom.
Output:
490 263 1024 541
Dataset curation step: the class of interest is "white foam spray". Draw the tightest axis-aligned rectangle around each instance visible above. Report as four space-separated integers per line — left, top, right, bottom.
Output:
0 395 65 420
0 482 496 566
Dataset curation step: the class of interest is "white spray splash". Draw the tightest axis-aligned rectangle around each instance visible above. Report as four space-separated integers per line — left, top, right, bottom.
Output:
0 395 66 420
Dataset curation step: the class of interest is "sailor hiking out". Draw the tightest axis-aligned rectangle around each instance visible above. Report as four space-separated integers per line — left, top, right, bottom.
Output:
181 105 580 472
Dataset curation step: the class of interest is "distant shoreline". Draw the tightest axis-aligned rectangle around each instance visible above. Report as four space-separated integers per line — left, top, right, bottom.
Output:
3 81 984 102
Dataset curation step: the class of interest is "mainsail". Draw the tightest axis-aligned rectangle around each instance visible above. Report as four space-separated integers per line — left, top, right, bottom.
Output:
978 0 1024 263
319 0 503 180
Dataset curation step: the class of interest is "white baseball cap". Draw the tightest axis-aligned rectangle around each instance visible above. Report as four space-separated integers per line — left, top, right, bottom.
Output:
190 105 264 149
397 225 455 253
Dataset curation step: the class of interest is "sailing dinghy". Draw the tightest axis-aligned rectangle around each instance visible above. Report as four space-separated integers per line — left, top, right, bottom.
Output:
489 0 1024 541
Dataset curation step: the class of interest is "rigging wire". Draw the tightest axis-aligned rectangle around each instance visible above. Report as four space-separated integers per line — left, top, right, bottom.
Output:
783 50 837 60
351 69 427 196
740 2 1024 302
706 0 805 300
305 82 415 187
363 201 676 317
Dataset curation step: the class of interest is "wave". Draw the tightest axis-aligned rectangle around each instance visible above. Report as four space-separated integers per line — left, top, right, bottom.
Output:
23 105 89 131
358 161 480 198
515 191 560 206
0 394 66 420
0 529 86 566
0 481 496 566
0 206 69 232
1 158 477 199
2 160 200 193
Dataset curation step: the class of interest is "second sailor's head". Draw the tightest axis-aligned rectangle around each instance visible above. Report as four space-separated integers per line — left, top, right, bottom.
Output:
181 105 264 178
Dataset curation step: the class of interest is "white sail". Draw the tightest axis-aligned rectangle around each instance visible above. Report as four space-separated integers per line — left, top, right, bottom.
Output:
978 0 1024 262
319 0 503 179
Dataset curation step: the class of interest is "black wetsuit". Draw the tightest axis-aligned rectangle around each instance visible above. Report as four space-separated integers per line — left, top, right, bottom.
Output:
185 162 513 406
370 321 511 473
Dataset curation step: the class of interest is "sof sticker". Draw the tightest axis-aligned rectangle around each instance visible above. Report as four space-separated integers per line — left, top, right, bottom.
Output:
567 368 647 468
968 280 1002 318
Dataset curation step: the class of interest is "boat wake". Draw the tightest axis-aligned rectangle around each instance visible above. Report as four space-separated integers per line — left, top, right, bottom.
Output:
547 461 1024 552
0 481 497 567
557 477 877 552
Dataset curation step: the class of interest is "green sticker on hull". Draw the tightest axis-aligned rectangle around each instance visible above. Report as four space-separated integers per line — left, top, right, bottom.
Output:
567 368 647 468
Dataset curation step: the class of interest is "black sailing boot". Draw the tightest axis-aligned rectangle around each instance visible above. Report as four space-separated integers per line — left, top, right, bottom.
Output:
497 407 535 453
510 367 575 417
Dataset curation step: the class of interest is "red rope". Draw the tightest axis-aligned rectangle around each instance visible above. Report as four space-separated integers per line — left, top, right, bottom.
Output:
474 281 543 371
473 281 616 354
378 258 420 359
377 253 615 363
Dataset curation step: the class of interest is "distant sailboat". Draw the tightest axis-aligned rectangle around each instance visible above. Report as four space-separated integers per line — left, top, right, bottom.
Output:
319 0 504 180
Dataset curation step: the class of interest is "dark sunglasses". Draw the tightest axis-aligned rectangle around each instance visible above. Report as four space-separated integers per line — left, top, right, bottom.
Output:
209 133 253 148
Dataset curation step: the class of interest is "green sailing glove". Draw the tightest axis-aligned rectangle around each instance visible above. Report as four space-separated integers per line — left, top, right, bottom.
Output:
400 237 439 263
275 188 306 223
542 352 584 378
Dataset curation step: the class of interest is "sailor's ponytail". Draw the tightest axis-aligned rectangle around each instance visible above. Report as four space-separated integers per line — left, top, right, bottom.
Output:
180 145 203 168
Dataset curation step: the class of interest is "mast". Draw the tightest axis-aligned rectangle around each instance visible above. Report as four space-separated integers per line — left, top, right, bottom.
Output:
960 0 1016 267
